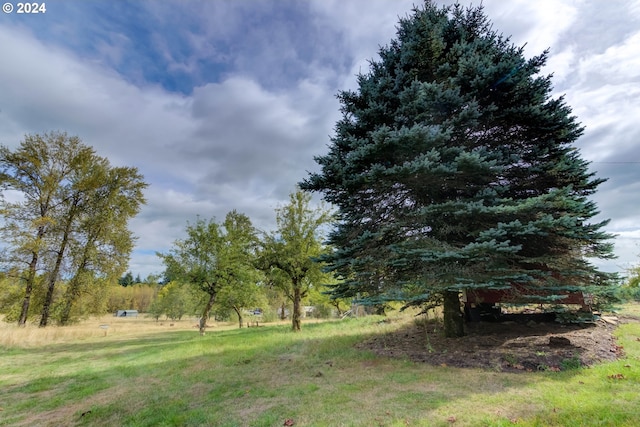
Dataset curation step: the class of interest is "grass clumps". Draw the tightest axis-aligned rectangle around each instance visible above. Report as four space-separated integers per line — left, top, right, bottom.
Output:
0 306 639 426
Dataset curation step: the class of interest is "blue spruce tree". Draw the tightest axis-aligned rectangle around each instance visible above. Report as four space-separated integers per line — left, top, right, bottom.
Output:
301 1 616 337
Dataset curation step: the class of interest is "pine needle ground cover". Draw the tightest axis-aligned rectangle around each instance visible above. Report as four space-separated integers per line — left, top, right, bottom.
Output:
1 309 639 427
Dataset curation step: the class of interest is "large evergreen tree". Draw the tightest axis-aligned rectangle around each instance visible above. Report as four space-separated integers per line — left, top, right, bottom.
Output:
301 2 615 337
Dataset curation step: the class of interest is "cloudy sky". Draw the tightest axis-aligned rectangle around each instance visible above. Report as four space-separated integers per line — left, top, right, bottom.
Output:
1 0 638 278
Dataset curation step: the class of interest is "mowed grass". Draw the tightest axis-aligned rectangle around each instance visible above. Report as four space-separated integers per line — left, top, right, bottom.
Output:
1 308 639 427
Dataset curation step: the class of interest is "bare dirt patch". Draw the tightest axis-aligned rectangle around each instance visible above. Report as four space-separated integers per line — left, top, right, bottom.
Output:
357 313 638 372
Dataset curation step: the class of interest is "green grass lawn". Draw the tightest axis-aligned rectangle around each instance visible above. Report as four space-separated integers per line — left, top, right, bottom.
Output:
1 309 639 427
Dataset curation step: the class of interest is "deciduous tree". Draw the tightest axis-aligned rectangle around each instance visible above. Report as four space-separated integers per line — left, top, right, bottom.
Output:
0 132 147 326
215 275 264 328
148 281 194 321
58 165 146 325
1 132 79 325
258 191 332 331
158 211 258 335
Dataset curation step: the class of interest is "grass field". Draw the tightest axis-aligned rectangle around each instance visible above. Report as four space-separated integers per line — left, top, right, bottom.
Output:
1 308 639 427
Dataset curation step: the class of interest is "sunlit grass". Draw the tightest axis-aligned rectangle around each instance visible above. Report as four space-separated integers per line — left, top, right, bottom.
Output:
0 306 639 426
0 314 254 348
0 315 196 347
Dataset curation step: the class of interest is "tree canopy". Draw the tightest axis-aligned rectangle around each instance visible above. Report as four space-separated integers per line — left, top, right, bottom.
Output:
258 190 332 331
301 1 615 336
158 211 259 335
0 132 147 326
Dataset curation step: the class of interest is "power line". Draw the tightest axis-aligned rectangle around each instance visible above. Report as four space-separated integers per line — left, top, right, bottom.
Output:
591 162 640 164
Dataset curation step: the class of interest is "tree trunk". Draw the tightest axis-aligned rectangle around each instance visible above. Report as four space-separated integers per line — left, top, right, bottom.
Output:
331 300 343 317
18 283 33 327
40 209 75 327
280 301 286 320
199 292 217 336
18 252 39 327
39 269 60 327
59 273 83 326
58 292 76 326
443 290 464 338
233 306 243 328
59 247 94 326
292 285 302 332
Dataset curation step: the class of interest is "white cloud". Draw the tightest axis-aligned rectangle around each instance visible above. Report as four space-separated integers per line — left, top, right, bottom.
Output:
0 25 195 165
576 30 640 86
543 46 577 86
309 0 416 90
0 19 341 277
560 29 640 273
1 0 638 278
448 0 582 58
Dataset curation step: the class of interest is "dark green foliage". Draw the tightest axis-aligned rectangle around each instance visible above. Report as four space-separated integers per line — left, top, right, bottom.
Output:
118 272 144 287
301 1 616 336
158 211 260 334
119 272 135 287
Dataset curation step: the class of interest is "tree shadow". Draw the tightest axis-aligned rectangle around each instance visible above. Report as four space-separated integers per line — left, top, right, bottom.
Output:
357 313 619 373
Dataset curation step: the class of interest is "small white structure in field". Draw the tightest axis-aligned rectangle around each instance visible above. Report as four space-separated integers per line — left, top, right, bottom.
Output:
114 310 138 317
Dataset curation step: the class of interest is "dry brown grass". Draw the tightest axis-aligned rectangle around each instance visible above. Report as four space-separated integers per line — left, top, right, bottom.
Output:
0 315 238 348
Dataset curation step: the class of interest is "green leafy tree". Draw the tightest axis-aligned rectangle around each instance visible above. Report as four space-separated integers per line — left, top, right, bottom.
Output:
158 211 258 335
55 276 112 324
301 2 615 337
57 163 146 325
625 257 640 289
258 191 332 331
163 285 192 321
305 283 342 318
39 142 103 327
216 274 264 328
0 132 77 326
1 132 147 326
260 279 289 321
149 281 194 321
620 263 640 301
0 271 24 322
147 294 164 322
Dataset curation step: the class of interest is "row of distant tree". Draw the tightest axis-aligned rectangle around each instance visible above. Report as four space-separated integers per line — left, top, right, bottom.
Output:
0 131 346 329
111 277 346 328
118 272 145 287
